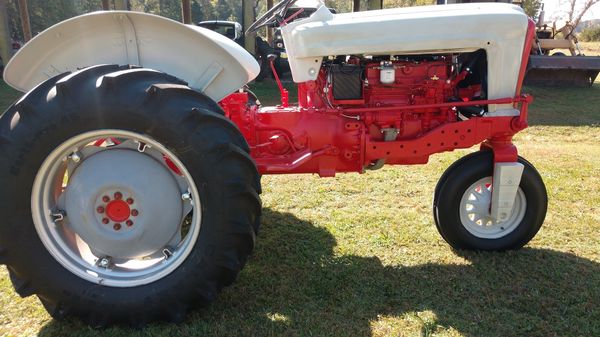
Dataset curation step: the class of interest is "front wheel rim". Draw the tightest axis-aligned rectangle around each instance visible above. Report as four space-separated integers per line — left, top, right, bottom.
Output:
459 177 527 239
31 130 202 287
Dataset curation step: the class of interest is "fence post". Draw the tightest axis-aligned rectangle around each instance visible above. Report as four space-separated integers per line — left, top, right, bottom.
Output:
182 0 191 24
17 0 32 42
242 0 256 55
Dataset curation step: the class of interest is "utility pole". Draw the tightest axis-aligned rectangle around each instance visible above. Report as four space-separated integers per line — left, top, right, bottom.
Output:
182 0 192 24
0 0 11 66
353 0 360 12
102 0 110 10
17 0 32 42
242 0 256 55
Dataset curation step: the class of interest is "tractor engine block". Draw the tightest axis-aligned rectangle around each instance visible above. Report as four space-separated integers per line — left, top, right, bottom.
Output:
324 56 481 141
221 52 494 177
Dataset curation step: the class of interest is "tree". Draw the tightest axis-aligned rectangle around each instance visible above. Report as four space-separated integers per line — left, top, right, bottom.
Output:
522 0 542 20
28 0 78 35
192 0 216 22
76 0 104 12
130 0 159 13
127 0 182 20
0 0 12 63
324 0 435 13
6 0 21 41
158 0 183 21
384 0 435 8
214 0 232 21
7 0 82 40
580 25 600 41
564 0 600 28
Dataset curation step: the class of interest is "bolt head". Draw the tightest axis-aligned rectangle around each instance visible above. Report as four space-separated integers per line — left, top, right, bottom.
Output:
114 192 122 200
96 206 105 213
126 198 134 205
71 152 81 163
131 209 139 217
102 218 109 224
113 223 122 231
102 195 110 203
126 220 133 227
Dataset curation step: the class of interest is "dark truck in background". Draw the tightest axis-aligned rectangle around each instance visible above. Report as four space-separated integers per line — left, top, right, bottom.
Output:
196 20 244 45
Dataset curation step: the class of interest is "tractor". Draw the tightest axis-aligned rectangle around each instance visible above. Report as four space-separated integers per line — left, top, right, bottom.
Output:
0 0 547 327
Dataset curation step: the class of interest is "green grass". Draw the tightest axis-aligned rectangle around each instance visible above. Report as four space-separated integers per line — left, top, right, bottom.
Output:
1 80 600 337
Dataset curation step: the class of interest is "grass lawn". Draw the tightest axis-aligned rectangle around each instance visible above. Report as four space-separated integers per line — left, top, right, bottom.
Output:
578 42 600 56
0 77 599 337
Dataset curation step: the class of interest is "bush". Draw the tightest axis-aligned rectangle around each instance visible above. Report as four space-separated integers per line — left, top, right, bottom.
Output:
580 26 600 42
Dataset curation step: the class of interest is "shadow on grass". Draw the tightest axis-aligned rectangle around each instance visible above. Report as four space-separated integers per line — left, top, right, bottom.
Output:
37 208 600 337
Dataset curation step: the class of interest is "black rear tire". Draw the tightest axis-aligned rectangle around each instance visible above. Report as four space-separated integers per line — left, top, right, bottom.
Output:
0 65 261 327
433 151 547 251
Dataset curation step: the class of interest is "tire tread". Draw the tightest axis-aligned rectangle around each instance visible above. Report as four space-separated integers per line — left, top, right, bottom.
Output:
0 64 261 327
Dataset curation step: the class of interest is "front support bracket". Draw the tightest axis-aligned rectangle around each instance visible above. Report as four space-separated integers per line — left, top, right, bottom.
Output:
483 137 523 222
491 162 524 222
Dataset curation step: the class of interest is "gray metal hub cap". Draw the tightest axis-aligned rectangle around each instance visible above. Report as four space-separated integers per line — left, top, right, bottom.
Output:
31 130 201 287
65 149 182 259
459 177 527 239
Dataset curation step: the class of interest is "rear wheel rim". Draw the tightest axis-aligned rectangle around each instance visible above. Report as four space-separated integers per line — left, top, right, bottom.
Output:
459 177 526 239
31 130 202 287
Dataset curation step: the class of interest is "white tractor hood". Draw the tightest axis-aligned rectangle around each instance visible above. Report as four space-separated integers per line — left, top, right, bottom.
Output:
281 3 529 103
4 11 260 102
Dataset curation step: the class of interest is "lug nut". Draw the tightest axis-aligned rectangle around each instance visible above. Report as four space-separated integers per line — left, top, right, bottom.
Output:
98 257 110 268
96 206 105 213
102 195 110 202
126 198 134 205
70 152 81 163
131 209 139 216
114 192 123 200
126 220 133 227
113 223 122 231
102 218 109 224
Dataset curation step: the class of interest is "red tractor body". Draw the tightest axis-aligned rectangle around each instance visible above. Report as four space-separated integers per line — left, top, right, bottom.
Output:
220 20 535 177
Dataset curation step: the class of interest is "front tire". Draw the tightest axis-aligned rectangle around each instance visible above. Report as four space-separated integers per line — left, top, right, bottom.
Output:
0 65 261 326
433 151 547 251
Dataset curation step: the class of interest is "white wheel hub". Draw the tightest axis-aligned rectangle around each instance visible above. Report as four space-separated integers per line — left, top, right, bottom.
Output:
459 177 526 239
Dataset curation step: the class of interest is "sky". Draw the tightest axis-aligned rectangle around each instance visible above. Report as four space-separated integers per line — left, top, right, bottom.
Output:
543 0 600 21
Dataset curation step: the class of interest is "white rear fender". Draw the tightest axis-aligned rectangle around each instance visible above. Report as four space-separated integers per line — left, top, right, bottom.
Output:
4 11 260 102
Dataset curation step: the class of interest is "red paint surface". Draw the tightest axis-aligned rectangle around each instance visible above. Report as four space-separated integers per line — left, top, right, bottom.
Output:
219 52 531 176
106 199 131 222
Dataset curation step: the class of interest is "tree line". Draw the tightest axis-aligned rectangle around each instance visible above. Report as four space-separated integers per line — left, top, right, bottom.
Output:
6 0 543 42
